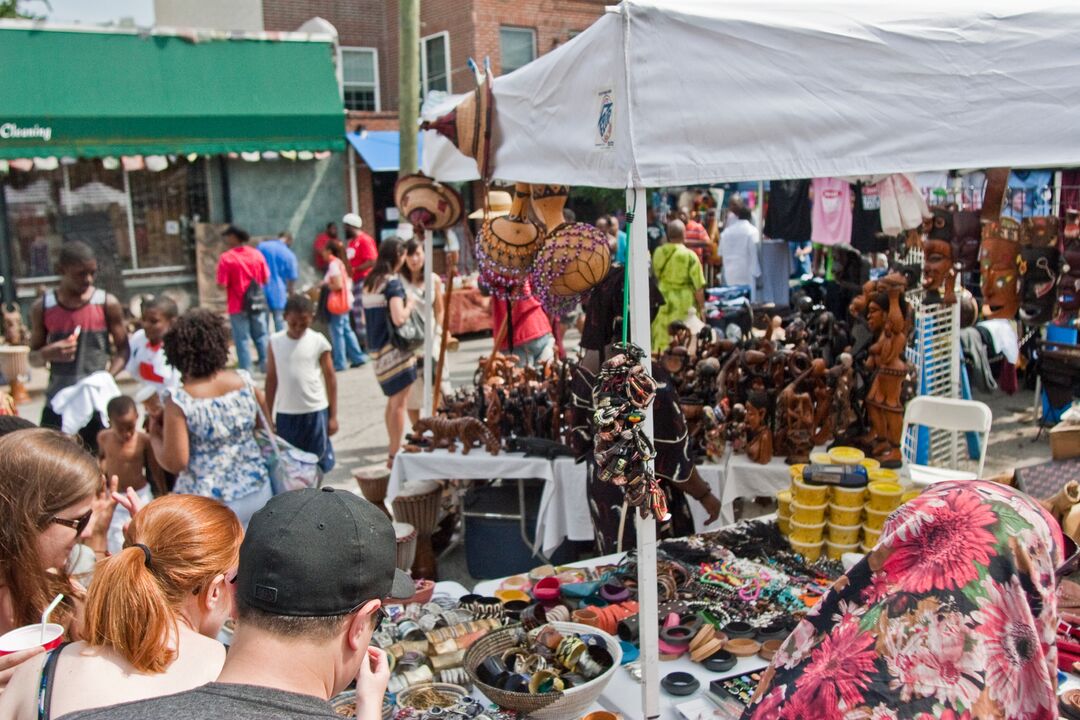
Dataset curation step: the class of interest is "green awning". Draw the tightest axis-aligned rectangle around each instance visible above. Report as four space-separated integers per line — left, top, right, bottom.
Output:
0 27 345 159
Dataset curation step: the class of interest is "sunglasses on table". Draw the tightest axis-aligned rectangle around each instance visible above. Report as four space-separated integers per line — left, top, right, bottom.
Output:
51 509 93 536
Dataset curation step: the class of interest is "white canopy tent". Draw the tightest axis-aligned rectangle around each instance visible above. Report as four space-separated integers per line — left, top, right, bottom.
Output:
421 2 1080 716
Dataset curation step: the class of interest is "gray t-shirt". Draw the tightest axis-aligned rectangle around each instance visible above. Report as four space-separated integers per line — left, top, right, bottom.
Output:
60 682 340 720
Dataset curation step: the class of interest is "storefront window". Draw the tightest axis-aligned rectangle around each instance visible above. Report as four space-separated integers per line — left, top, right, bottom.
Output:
4 157 208 279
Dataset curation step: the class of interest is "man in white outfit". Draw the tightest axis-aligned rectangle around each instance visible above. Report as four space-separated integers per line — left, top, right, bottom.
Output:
719 197 762 301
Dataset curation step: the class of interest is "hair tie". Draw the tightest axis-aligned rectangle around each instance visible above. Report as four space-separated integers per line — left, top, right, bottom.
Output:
133 543 152 569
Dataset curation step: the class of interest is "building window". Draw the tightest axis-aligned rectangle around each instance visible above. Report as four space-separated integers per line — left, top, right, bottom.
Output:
4 157 208 282
500 26 536 74
342 47 379 111
421 32 450 96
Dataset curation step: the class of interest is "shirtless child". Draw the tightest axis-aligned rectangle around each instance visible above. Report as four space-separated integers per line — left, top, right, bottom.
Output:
98 395 165 553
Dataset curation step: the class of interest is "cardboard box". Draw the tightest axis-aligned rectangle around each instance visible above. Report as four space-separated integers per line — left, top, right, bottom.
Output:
1051 423 1080 461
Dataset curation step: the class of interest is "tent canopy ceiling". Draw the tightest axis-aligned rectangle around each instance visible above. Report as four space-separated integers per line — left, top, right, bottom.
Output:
0 26 344 159
425 0 1080 187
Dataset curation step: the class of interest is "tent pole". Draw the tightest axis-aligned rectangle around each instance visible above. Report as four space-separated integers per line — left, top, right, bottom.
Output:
422 229 435 418
628 185 660 719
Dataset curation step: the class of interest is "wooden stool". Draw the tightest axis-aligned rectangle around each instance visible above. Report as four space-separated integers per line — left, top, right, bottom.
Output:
392 480 441 579
393 522 417 575
353 466 391 517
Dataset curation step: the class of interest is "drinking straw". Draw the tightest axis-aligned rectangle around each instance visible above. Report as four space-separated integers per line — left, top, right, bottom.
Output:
40 593 63 643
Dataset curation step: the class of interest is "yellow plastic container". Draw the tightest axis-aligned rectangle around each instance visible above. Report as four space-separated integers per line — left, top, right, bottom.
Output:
831 484 867 509
828 446 865 465
810 452 833 466
867 481 903 512
788 464 807 482
791 500 828 525
776 489 793 517
826 539 861 561
864 506 892 531
495 589 531 604
828 502 863 526
863 525 882 547
790 538 824 561
859 458 881 472
868 468 900 484
788 518 826 544
777 515 791 536
901 490 922 504
792 478 829 506
827 522 862 546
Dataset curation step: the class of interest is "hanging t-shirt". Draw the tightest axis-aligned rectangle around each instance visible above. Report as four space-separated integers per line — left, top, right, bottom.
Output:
1004 170 1053 220
850 181 886 253
764 179 812 240
810 178 852 246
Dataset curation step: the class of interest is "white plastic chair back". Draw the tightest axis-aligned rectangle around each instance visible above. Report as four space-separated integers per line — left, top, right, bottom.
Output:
900 396 992 482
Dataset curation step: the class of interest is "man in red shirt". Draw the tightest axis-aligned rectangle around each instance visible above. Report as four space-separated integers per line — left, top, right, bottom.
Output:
679 206 711 261
490 281 555 367
343 213 377 354
217 225 270 373
313 221 339 271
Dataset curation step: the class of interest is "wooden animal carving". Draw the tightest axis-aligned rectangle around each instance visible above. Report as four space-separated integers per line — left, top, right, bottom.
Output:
413 416 500 455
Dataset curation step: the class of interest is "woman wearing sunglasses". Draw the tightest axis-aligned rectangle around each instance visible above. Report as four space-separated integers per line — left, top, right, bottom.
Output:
0 493 243 719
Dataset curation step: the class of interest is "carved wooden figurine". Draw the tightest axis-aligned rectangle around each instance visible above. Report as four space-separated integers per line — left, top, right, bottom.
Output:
864 274 909 467
412 416 501 455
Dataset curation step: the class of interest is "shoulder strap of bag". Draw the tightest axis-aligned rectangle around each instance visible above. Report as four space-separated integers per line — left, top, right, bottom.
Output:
37 642 71 720
243 374 281 461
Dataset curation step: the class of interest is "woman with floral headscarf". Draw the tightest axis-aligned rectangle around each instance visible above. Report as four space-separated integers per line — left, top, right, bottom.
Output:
744 480 1063 720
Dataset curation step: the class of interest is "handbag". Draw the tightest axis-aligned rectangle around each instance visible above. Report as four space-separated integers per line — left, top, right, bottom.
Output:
388 307 424 352
247 378 320 494
326 261 352 315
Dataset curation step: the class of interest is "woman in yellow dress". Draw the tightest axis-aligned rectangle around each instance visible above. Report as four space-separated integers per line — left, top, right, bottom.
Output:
651 219 706 351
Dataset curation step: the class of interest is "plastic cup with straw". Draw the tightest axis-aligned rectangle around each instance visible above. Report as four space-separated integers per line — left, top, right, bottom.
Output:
0 593 65 656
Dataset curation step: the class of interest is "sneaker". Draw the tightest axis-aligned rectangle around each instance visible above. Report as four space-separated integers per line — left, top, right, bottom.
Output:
350 353 369 368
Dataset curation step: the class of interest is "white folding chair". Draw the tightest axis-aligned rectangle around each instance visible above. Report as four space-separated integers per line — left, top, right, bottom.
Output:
899 396 993 487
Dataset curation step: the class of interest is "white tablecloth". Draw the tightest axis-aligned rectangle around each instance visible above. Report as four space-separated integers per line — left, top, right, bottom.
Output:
716 448 827 524
389 449 559 555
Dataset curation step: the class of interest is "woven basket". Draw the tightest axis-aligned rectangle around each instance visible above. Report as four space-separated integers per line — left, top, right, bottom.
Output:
464 621 622 720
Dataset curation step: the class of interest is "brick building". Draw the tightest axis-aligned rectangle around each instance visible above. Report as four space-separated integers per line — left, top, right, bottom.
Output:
260 0 608 237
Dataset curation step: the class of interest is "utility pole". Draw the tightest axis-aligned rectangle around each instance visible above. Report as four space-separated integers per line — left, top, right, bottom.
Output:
399 0 420 177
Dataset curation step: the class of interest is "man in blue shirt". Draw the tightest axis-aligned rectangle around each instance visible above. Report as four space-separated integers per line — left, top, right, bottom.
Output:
258 232 299 332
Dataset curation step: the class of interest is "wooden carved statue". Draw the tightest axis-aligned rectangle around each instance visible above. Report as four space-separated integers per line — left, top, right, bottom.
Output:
979 218 1021 320
412 416 501 455
809 359 835 447
922 208 957 305
864 274 909 467
744 392 773 465
830 352 859 444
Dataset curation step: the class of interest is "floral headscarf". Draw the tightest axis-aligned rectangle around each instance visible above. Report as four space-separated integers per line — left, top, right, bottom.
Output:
743 480 1064 720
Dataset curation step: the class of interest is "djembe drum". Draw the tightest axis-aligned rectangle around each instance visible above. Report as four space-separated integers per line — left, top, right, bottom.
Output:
392 480 442 579
353 467 392 517
0 345 31 405
393 521 418 574
531 222 611 314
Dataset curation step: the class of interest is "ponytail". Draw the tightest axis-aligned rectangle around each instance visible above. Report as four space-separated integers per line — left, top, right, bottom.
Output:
84 545 177 673
82 495 243 674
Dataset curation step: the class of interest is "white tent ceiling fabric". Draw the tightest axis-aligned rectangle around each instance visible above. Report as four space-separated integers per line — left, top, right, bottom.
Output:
423 0 1080 188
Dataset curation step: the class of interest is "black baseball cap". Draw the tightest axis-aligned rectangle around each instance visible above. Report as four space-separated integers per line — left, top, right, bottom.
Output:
236 487 415 616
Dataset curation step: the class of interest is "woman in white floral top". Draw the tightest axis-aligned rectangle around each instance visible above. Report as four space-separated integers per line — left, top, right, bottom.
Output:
149 309 271 526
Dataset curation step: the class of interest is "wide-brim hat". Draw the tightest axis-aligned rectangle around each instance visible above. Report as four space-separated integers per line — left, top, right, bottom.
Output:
422 62 495 182
394 173 465 231
468 190 513 219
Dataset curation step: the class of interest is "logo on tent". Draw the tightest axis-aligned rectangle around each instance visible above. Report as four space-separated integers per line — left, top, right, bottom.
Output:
595 90 614 149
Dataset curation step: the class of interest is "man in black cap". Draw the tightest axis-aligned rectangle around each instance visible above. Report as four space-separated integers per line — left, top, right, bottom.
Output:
67 487 415 720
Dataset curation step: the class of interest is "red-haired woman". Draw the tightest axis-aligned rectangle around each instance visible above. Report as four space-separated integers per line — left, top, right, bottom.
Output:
0 494 243 719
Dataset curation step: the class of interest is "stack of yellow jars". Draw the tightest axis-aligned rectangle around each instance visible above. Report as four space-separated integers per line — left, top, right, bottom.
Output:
776 448 913 561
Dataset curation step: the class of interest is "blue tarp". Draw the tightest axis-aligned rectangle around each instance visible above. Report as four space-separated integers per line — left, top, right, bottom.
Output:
345 130 423 173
